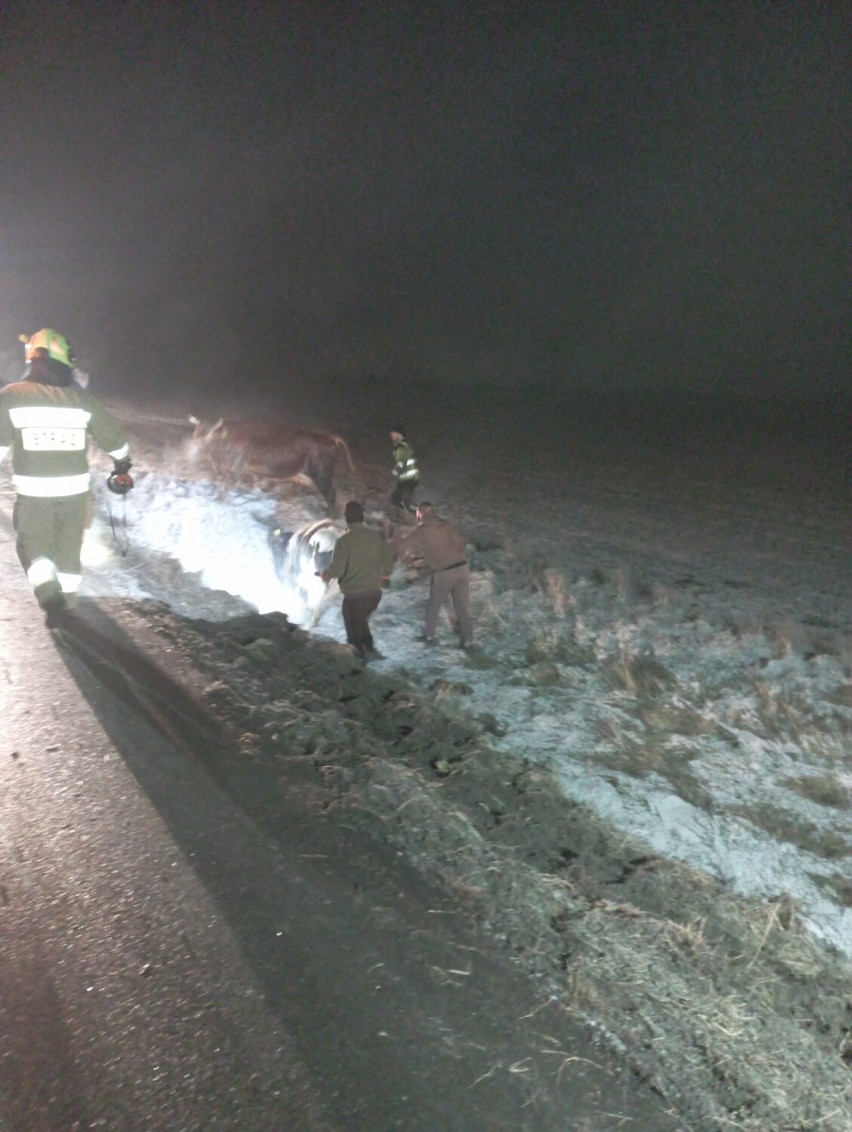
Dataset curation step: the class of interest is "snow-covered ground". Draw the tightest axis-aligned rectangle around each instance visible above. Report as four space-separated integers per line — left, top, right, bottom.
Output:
80 381 851 959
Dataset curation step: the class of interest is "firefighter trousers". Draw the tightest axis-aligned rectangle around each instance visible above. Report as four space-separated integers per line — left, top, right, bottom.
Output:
13 492 90 608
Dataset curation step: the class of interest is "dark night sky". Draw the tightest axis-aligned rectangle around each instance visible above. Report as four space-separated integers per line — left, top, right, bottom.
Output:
1 1 849 397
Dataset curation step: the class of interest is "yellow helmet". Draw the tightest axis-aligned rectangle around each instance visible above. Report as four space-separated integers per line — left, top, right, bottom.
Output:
20 328 75 368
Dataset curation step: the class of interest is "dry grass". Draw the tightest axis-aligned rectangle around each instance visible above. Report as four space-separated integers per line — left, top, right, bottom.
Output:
130 568 852 1132
783 773 851 809
601 653 678 695
358 749 852 1132
729 800 851 859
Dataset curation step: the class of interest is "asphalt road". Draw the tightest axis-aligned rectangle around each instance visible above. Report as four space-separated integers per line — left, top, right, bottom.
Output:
0 512 684 1132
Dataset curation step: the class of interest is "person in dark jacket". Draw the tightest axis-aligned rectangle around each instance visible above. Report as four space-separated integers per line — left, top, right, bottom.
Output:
396 502 474 648
389 426 420 514
323 500 395 660
0 329 132 627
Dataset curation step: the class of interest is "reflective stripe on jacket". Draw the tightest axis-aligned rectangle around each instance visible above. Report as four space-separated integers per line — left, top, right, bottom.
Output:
392 439 419 483
0 382 129 497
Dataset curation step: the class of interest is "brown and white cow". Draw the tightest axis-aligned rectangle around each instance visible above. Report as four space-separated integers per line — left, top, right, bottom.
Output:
269 517 341 627
188 417 355 511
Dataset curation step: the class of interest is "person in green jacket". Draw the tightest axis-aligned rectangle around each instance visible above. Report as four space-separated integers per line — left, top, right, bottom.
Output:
323 500 395 661
0 329 132 627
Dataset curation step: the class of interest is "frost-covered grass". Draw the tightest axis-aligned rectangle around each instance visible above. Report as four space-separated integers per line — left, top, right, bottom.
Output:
92 388 851 962
458 558 852 955
55 384 852 1130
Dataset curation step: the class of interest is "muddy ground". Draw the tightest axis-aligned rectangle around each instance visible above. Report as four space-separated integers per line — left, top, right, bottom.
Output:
80 576 851 1132
72 395 851 1129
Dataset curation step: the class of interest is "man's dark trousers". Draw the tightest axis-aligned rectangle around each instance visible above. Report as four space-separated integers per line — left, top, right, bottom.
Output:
342 588 382 654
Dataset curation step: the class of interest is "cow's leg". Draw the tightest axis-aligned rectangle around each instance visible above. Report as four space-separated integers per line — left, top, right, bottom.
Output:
308 460 336 514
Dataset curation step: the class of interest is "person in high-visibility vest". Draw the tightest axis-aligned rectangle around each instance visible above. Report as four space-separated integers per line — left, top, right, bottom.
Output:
389 425 420 514
0 329 133 627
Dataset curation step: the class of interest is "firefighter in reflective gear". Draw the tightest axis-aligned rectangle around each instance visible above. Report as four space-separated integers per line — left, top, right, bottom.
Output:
389 426 420 513
0 329 132 626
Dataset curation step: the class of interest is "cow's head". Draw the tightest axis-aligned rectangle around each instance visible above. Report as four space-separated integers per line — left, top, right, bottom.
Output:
188 416 224 441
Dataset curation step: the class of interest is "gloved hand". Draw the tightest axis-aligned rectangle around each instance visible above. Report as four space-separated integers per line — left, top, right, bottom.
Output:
107 457 134 495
